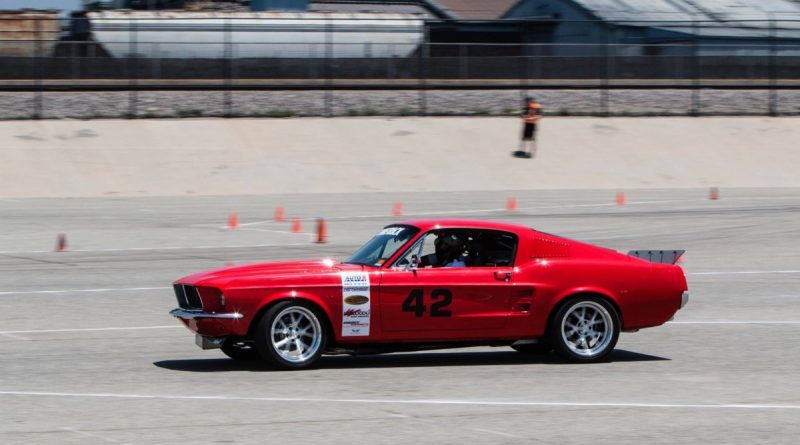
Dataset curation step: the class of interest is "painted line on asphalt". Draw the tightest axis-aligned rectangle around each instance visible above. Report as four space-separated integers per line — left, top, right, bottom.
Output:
60 427 119 443
688 270 800 276
0 269 796 297
0 326 180 335
469 428 523 439
234 200 682 228
0 391 798 410
0 242 310 255
4 320 798 336
0 286 170 296
669 321 800 325
235 194 800 228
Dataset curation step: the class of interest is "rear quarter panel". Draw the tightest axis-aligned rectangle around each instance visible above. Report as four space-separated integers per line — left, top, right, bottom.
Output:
512 253 685 336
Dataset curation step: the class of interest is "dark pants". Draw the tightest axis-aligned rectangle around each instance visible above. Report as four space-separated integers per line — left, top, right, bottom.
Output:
522 123 537 141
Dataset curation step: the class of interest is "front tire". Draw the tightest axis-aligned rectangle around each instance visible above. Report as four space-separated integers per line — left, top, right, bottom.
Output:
550 296 620 362
255 301 328 370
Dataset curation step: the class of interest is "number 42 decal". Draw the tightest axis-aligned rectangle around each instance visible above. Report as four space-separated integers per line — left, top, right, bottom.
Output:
402 289 452 317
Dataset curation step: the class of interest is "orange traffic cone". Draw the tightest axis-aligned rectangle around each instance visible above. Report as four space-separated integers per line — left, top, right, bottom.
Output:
315 218 328 244
55 233 68 252
291 217 303 233
506 196 518 211
616 192 626 205
392 202 403 217
274 207 285 222
709 187 719 200
228 212 239 229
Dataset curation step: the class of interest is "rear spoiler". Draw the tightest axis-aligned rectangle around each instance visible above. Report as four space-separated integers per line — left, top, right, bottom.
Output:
628 250 685 265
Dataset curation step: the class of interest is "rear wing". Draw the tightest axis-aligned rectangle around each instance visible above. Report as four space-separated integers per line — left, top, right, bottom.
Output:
628 250 685 265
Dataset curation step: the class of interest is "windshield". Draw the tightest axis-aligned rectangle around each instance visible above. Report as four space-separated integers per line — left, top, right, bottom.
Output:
345 225 419 267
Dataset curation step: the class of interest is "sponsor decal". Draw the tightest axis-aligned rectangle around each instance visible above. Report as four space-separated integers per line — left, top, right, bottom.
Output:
344 295 369 305
341 272 370 336
378 227 405 236
344 308 369 317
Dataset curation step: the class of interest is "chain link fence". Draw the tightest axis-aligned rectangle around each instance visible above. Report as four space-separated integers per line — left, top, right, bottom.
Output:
1 15 799 118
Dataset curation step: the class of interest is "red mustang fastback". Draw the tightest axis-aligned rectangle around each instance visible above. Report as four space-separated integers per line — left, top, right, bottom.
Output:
170 219 688 369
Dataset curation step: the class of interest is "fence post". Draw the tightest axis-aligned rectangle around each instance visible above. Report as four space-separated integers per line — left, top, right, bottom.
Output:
71 26 79 84
33 17 43 119
602 24 612 117
520 22 531 103
128 18 138 118
690 19 699 116
324 18 332 117
768 15 777 116
418 26 428 116
224 17 232 117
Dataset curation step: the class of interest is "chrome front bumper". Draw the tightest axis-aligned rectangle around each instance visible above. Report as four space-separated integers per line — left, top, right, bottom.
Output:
170 308 244 320
680 291 689 309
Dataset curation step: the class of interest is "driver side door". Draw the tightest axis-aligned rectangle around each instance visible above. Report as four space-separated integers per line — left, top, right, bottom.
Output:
378 230 516 340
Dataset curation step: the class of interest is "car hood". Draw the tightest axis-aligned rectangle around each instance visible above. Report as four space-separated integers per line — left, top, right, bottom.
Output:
176 259 368 287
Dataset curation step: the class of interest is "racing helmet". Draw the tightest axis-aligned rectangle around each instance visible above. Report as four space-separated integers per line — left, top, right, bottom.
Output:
434 233 465 263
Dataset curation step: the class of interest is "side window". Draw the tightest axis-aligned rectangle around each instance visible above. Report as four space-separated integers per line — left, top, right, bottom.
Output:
394 229 518 268
395 232 437 268
471 231 518 267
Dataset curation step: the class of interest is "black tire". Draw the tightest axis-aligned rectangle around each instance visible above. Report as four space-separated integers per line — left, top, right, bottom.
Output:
220 339 260 361
549 296 620 362
254 301 328 370
511 341 552 355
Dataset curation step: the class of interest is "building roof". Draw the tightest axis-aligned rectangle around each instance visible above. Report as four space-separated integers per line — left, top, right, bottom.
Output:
309 1 434 17
572 0 800 22
537 0 800 38
427 0 519 19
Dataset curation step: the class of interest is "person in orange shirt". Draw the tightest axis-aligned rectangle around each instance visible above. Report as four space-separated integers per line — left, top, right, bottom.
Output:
514 96 542 159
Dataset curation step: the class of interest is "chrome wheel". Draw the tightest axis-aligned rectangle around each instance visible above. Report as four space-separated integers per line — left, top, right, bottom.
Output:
270 306 323 364
560 300 614 358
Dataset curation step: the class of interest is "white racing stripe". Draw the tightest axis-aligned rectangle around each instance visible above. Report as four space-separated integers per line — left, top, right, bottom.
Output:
0 286 170 296
0 390 798 410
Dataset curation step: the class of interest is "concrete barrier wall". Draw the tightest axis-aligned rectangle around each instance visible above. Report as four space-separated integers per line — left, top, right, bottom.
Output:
1 116 798 198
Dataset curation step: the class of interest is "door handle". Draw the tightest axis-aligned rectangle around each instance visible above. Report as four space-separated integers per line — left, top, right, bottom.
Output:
494 271 512 282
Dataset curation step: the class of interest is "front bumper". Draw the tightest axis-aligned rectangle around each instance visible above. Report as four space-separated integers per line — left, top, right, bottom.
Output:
680 291 689 309
170 308 244 320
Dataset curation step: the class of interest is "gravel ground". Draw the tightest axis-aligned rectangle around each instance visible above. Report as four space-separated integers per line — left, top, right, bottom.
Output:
1 89 798 119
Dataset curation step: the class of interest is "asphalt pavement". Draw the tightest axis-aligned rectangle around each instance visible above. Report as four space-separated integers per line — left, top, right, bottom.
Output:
1 188 799 444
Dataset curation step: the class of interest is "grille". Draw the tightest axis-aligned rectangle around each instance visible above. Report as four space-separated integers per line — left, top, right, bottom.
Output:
174 284 203 309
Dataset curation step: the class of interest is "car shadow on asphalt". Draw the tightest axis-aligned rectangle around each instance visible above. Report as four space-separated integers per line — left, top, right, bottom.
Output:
153 349 668 372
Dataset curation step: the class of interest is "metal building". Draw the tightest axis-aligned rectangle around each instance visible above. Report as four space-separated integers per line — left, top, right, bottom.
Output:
503 0 800 55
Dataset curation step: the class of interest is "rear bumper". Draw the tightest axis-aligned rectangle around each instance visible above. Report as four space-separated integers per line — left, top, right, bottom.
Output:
170 308 244 320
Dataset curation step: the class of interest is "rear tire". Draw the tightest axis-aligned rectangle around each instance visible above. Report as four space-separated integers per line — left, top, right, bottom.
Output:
255 301 328 370
221 339 260 361
550 296 620 362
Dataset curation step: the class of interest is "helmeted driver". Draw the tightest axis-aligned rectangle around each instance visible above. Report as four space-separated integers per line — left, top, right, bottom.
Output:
419 233 467 267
